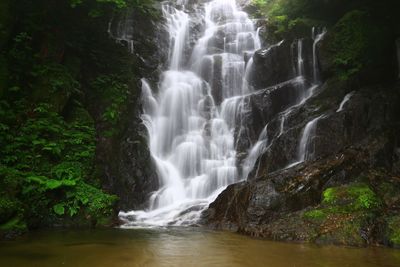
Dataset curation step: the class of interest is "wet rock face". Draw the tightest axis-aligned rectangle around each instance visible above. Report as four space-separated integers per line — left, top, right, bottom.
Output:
235 78 310 153
204 152 343 232
96 8 167 210
249 38 315 90
249 40 294 90
203 135 396 245
99 102 159 211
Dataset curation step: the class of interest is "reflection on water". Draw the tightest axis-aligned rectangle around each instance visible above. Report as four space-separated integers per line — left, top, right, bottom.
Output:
1 228 400 267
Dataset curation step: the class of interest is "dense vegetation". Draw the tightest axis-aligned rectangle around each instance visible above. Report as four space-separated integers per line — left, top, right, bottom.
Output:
0 0 156 237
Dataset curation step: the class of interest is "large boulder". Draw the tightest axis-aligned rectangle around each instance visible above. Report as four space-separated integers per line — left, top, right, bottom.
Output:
249 40 294 89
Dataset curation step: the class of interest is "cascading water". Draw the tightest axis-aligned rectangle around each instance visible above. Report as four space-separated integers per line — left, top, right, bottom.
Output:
108 11 135 53
337 91 355 112
242 29 326 174
312 27 327 84
119 0 261 227
296 114 325 163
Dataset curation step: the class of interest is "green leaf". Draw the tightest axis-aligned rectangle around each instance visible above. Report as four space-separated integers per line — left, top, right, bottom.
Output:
46 179 63 190
53 204 65 215
62 179 76 187
68 207 78 217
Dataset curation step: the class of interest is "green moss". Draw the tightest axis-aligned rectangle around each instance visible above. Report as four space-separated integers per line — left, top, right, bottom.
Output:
304 209 328 221
303 183 381 245
322 183 380 211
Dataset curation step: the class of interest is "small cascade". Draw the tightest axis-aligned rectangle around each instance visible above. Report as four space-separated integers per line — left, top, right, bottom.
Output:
163 4 190 70
285 115 324 169
108 11 135 53
312 27 327 84
337 91 355 112
277 40 307 137
297 39 304 77
241 124 268 179
243 27 327 174
297 115 324 163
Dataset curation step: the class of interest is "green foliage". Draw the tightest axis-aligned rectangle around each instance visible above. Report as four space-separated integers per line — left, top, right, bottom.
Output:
0 216 27 232
0 99 117 227
387 216 400 246
53 204 65 215
31 63 81 95
328 11 369 80
251 0 324 38
69 0 156 17
91 75 129 131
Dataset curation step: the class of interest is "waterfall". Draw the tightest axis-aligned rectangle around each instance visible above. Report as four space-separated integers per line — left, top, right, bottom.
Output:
297 39 304 77
242 28 326 178
163 4 190 70
119 0 261 227
312 27 327 84
336 91 355 112
297 115 324 162
241 124 268 180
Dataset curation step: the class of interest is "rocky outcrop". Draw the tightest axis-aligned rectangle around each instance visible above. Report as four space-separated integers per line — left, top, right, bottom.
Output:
249 40 294 89
204 131 400 246
235 77 311 153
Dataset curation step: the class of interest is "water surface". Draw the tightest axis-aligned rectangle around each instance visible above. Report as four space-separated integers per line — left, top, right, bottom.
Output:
1 228 399 267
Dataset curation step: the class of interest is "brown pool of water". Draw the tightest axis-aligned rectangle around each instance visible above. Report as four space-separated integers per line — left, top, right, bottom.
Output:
0 228 399 267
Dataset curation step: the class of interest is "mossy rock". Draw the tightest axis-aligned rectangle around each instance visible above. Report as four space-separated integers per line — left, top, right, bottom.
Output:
322 183 381 211
302 183 381 246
